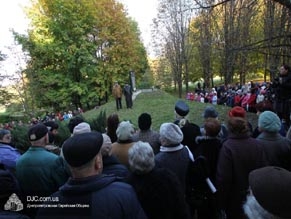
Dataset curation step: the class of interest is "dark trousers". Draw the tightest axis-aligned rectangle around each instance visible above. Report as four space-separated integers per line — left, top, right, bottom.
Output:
275 99 291 127
116 98 122 110
125 95 132 108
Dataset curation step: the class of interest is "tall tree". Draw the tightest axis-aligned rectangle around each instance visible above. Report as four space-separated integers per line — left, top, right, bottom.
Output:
263 0 291 80
14 0 147 111
194 1 214 89
153 0 195 98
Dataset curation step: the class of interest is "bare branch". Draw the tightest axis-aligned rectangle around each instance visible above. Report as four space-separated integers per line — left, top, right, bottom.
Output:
192 0 291 10
192 0 232 9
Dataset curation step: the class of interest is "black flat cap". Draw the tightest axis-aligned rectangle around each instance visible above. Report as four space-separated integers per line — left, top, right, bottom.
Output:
175 100 189 117
62 132 103 167
28 123 48 141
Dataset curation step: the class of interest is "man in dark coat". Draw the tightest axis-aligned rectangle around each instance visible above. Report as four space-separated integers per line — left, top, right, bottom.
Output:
244 166 291 219
16 124 69 218
272 64 291 128
36 132 146 219
123 83 133 109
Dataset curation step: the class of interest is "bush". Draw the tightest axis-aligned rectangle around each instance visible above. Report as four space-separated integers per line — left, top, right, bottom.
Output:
138 81 152 89
53 120 71 147
11 121 71 153
0 113 11 124
11 125 30 154
87 110 107 133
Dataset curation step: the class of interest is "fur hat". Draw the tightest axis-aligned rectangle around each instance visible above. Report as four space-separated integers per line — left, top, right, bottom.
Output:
228 106 246 118
175 100 189 117
62 132 103 167
159 123 183 145
202 106 218 118
28 123 48 141
73 122 91 135
258 111 281 133
249 166 291 218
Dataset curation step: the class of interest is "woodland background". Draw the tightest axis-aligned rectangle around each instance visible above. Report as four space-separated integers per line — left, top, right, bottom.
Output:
0 0 291 121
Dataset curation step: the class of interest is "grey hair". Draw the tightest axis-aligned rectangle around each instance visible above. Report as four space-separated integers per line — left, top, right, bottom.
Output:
243 193 283 219
116 121 134 140
128 141 155 174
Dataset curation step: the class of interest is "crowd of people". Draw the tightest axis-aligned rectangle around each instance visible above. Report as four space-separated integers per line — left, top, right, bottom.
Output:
0 98 291 219
186 80 273 111
1 65 291 219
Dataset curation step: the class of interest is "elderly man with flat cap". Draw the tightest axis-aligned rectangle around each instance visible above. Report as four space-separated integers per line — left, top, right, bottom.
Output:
16 123 69 218
244 166 291 219
36 132 146 219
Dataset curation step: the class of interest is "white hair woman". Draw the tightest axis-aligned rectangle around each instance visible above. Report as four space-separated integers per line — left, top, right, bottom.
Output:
127 141 191 219
128 141 155 174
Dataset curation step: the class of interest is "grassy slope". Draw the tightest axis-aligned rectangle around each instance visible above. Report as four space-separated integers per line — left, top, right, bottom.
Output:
84 90 258 131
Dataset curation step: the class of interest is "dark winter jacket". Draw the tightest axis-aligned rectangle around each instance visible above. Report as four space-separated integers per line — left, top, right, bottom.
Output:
194 137 222 184
102 155 130 178
36 174 147 219
273 73 291 100
155 146 190 193
174 120 201 155
127 167 190 219
256 132 291 170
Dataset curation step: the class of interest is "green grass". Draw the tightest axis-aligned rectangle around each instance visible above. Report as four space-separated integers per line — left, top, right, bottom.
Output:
11 90 259 152
84 90 258 131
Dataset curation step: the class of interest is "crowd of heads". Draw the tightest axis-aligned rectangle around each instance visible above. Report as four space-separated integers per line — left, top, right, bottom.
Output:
187 81 274 114
1 89 291 219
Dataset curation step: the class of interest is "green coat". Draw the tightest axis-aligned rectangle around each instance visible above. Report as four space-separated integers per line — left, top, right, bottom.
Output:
16 146 69 197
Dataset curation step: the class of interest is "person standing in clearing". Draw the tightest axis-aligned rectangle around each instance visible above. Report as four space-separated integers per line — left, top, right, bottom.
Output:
123 83 133 109
112 81 122 110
